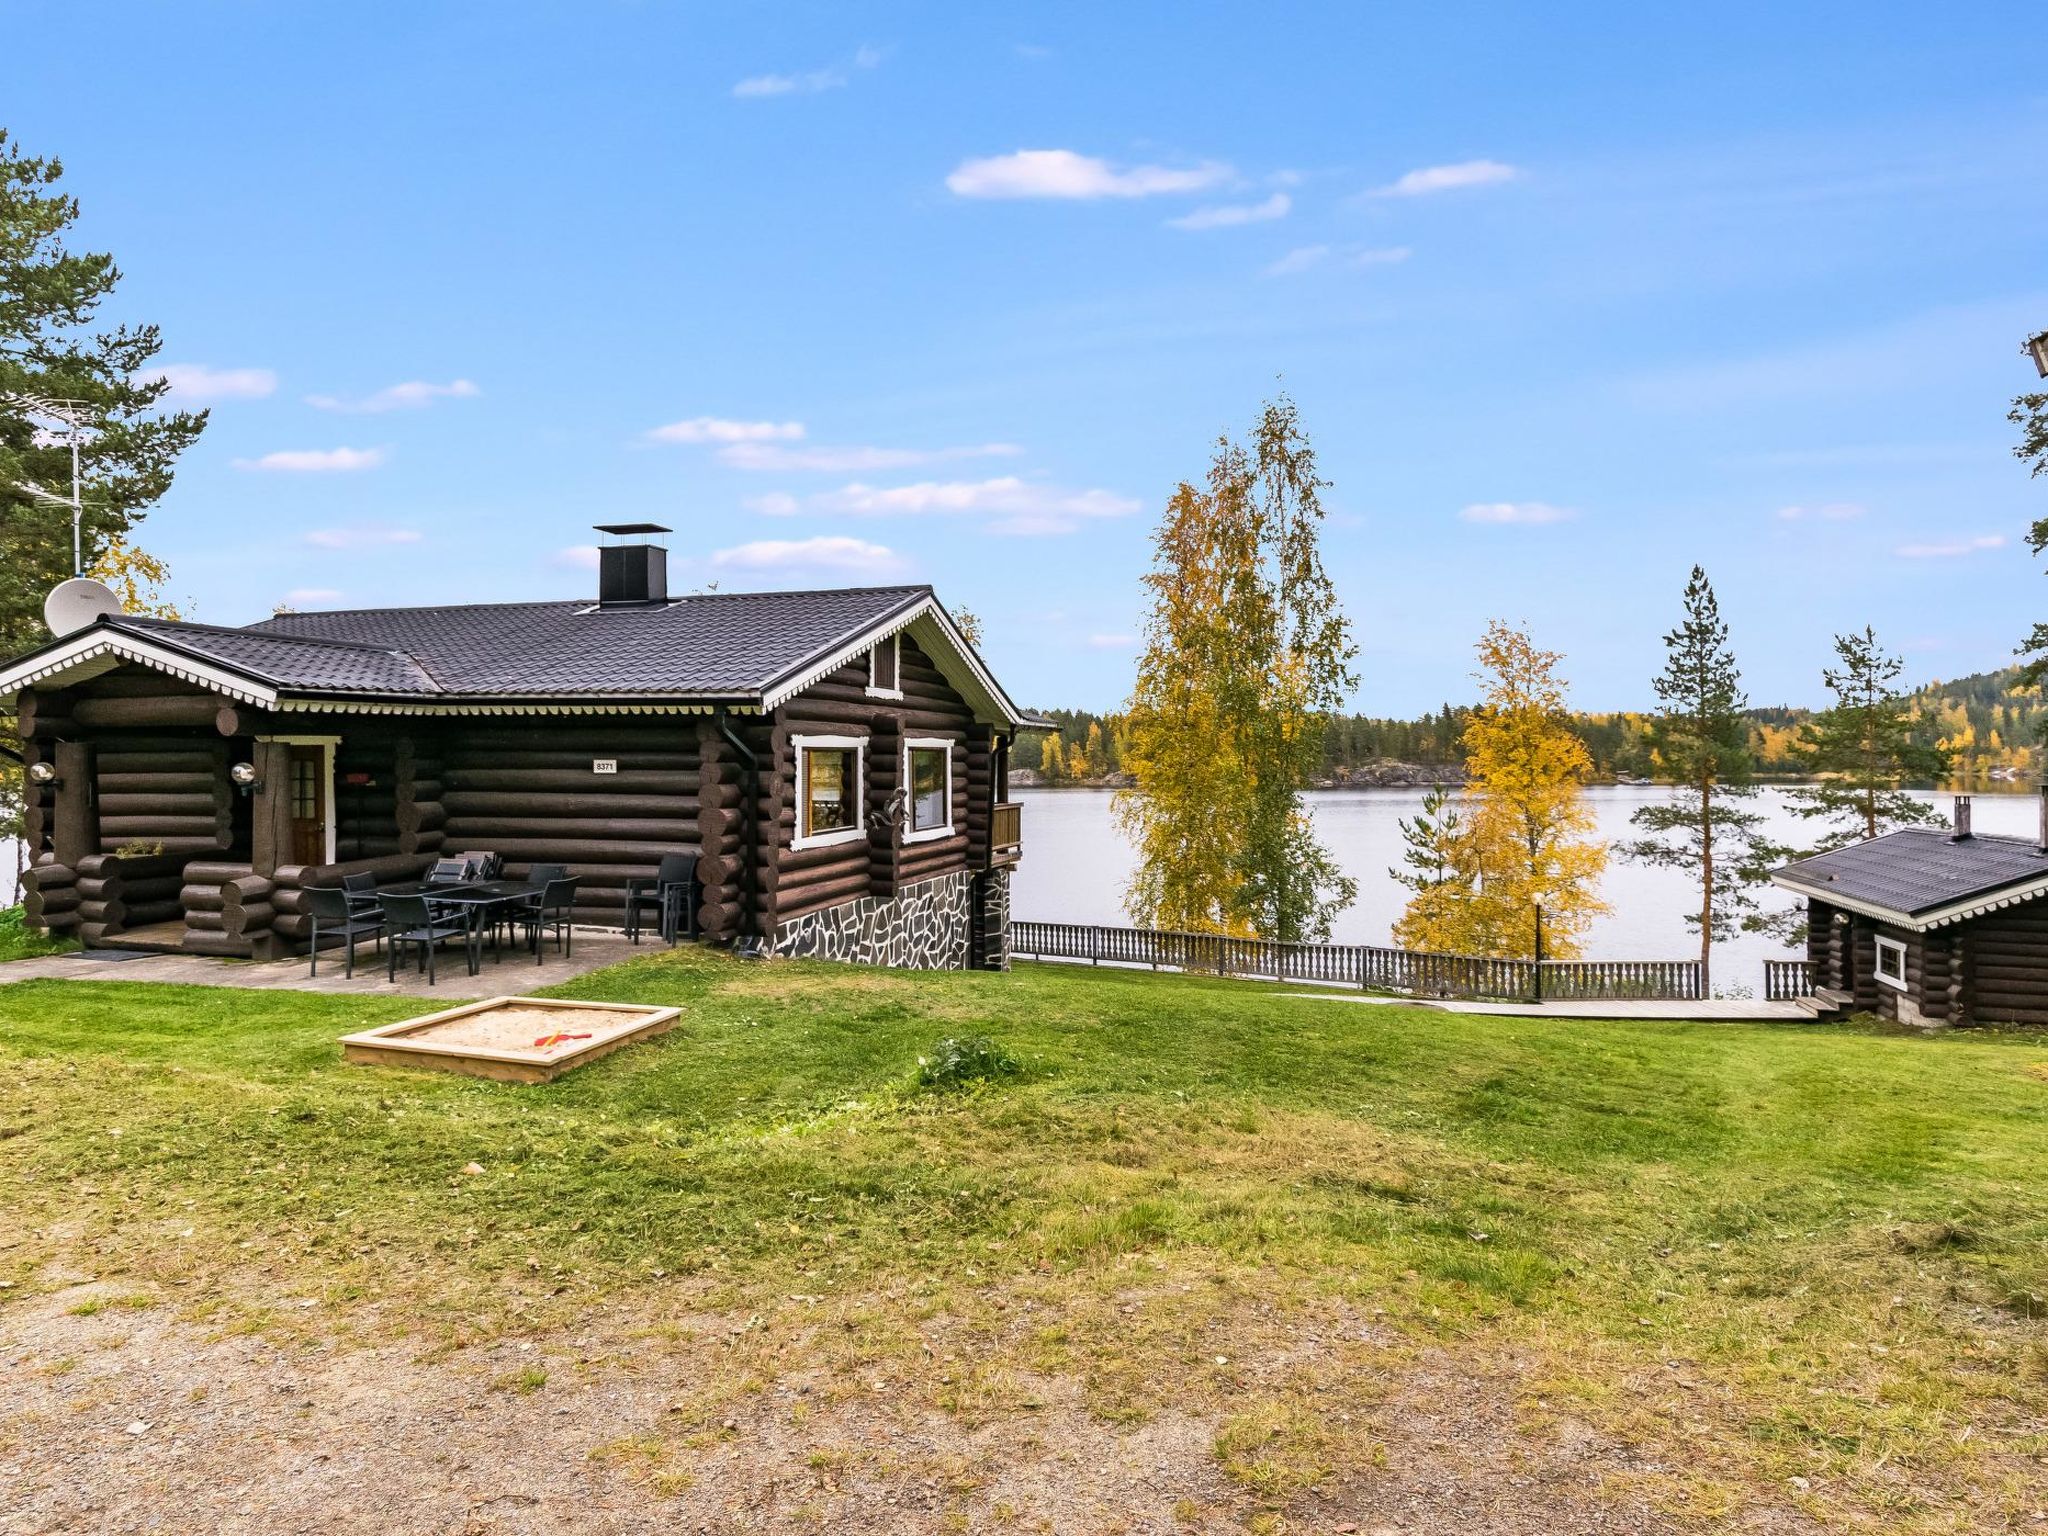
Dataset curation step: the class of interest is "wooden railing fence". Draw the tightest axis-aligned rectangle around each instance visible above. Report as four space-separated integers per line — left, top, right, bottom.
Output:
1009 920 1705 1002
1763 959 1816 1001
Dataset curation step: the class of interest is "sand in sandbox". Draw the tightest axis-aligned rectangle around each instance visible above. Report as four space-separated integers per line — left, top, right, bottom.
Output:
398 1004 653 1055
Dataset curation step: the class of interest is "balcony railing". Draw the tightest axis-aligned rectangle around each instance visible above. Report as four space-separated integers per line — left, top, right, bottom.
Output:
990 801 1022 867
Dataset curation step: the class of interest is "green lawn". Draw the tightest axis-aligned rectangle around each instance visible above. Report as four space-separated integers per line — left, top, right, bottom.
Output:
2 947 2045 1527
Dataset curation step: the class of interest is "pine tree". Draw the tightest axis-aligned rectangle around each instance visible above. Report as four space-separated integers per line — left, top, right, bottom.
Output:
1389 787 1472 952
1118 396 1357 941
1786 626 1953 849
1617 567 1773 993
2 130 205 660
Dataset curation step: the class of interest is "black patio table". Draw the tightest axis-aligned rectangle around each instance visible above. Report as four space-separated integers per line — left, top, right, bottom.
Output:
382 879 543 966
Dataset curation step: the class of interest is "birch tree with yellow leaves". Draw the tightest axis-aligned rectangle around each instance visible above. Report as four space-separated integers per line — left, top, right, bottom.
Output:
1117 397 1357 941
1394 621 1607 958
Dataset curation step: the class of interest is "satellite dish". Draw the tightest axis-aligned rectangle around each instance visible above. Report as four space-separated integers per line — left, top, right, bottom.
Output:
44 577 122 637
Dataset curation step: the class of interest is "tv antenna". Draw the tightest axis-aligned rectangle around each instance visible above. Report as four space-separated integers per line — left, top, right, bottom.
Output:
3 394 93 576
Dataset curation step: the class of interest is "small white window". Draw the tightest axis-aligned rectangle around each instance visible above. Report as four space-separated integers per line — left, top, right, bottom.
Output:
792 734 867 850
904 738 954 843
1873 935 1908 991
866 634 902 699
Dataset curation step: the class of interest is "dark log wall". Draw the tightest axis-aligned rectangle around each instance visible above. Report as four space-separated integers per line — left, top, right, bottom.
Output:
438 718 703 928
50 669 240 858
1954 902 2048 1026
770 635 978 929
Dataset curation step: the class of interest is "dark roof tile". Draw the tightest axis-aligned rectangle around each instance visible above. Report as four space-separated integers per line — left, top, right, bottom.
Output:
1773 826 2048 918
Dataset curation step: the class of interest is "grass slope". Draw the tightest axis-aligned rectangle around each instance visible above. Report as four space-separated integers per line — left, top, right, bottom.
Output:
2 950 2045 1527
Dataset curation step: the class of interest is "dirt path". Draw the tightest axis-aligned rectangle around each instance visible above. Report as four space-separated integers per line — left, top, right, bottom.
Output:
0 1276 1713 1536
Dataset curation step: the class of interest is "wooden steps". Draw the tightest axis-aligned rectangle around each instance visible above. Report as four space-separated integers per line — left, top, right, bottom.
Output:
1793 987 1853 1019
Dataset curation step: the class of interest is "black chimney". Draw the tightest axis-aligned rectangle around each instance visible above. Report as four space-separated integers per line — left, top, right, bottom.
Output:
2039 783 2048 854
593 522 671 606
1950 794 1972 841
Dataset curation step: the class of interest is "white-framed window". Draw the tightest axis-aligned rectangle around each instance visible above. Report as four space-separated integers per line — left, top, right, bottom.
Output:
903 737 955 843
1873 935 1908 991
792 734 867 850
866 633 902 699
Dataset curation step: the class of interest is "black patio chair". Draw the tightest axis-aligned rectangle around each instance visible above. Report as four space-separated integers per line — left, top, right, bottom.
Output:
305 885 385 980
624 852 698 945
377 891 476 985
517 876 580 964
341 870 379 917
448 849 502 880
488 862 569 947
426 857 472 886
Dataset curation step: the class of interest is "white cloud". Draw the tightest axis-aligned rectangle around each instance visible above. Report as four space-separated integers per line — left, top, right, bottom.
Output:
154 364 277 401
733 44 882 98
284 587 341 605
744 492 802 517
1459 501 1576 526
1378 159 1519 196
1777 502 1867 521
1167 192 1290 231
303 525 422 550
1263 243 1408 277
810 476 1140 535
648 416 806 445
1087 633 1137 650
552 544 601 571
233 447 387 473
710 536 907 577
1895 534 2006 558
719 441 1021 473
946 148 1231 200
305 379 479 413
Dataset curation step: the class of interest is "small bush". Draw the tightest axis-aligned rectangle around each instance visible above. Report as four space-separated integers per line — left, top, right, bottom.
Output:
916 1035 1022 1091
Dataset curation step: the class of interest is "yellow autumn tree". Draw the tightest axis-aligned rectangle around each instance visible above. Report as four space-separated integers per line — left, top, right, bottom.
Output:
1394 621 1608 958
1037 731 1066 784
87 536 181 619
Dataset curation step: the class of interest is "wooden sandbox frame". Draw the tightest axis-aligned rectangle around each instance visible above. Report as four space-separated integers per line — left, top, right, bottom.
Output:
340 996 683 1083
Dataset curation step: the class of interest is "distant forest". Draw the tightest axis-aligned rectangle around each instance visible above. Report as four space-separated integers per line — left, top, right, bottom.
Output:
1020 667 2048 786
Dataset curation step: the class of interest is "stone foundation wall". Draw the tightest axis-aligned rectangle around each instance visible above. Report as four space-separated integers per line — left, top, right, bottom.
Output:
972 869 1012 971
769 870 976 969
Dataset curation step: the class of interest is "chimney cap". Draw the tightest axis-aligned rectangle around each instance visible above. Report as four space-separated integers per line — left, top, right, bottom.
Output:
594 522 671 538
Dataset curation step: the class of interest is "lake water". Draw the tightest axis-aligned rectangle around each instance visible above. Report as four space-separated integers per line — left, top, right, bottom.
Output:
1009 784 2042 993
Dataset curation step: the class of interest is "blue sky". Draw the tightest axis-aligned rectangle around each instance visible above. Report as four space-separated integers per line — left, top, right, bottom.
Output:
6 2 2045 713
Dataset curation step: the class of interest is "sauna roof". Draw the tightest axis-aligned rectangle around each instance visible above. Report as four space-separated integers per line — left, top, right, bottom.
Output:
1771 827 2048 931
0 585 1033 726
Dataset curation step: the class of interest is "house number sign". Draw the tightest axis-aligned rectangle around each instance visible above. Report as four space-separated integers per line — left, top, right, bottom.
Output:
592 759 617 775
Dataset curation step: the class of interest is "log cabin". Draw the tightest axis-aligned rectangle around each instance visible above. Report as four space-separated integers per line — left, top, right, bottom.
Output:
1770 793 2048 1026
1 527 1034 970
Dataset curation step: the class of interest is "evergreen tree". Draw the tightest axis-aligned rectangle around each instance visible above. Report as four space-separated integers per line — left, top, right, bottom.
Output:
1617 567 1773 993
1786 626 1952 849
1118 395 1357 941
1389 786 1472 952
1 129 205 660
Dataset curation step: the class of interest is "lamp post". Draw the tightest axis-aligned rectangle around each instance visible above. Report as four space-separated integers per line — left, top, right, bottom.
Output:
1531 902 1545 1003
2 394 91 576
2026 331 2048 380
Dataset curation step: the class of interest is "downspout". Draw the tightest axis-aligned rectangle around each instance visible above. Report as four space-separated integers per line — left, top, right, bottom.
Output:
713 708 761 950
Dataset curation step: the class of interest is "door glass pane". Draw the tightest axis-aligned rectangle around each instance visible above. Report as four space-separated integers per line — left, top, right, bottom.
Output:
292 759 317 819
805 748 854 834
910 748 947 831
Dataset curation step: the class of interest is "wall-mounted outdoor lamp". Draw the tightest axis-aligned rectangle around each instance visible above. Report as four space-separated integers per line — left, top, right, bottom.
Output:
2027 331 2048 380
26 760 59 787
229 761 262 796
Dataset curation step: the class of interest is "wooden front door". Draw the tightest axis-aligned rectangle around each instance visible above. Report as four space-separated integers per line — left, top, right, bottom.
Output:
288 745 328 867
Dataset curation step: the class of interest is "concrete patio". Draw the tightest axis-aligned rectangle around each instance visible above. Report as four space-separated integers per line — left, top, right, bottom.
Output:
0 928 656 999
